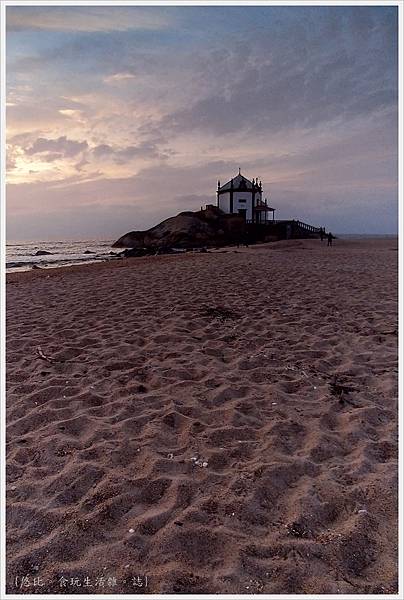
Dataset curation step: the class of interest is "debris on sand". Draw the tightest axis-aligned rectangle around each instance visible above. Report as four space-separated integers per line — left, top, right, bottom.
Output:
329 376 357 396
191 456 208 468
286 521 311 538
36 346 87 365
201 306 240 321
329 375 359 406
37 346 55 363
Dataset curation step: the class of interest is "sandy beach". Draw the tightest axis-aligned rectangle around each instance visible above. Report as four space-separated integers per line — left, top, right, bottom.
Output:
6 237 398 594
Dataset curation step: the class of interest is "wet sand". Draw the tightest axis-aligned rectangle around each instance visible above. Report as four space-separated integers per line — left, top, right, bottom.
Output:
6 238 398 594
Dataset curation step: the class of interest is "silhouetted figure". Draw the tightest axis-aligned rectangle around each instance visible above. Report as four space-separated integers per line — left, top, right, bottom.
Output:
320 228 325 242
327 232 333 247
237 232 249 248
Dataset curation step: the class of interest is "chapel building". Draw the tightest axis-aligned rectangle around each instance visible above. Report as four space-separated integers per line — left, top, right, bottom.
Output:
216 169 275 224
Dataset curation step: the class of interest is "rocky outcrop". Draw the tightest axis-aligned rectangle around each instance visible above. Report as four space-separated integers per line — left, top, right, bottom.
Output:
34 250 53 256
112 205 246 249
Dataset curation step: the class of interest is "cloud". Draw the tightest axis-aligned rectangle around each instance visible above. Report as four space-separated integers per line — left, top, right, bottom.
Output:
58 109 83 118
157 16 397 138
103 72 136 84
6 7 173 33
92 141 170 164
40 152 63 163
6 154 16 171
25 136 88 158
93 144 113 158
114 142 165 163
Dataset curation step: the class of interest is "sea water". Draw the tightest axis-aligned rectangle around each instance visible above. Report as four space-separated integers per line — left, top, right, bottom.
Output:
6 239 119 272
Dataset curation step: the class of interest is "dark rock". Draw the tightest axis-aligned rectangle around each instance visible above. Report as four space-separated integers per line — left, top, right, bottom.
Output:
32 264 42 269
83 250 94 254
120 248 152 258
34 250 53 256
112 205 245 250
122 246 181 258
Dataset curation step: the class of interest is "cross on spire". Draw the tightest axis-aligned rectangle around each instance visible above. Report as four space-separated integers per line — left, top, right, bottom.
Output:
238 167 241 175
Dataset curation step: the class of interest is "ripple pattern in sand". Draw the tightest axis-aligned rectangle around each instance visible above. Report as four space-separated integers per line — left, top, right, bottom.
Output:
6 239 398 594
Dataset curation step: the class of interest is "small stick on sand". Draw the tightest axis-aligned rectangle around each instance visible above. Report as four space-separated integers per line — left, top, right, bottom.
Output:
37 346 55 363
379 329 398 336
36 346 87 364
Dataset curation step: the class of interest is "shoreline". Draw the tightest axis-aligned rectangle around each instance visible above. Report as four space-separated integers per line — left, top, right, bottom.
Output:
6 236 397 282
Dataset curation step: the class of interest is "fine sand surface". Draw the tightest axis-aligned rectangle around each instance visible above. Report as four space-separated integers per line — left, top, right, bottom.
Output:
6 238 398 594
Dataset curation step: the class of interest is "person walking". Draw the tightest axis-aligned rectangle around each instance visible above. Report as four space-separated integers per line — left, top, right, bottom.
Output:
327 231 333 247
320 228 325 242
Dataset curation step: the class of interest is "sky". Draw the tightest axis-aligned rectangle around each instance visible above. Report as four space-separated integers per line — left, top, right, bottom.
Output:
6 4 398 241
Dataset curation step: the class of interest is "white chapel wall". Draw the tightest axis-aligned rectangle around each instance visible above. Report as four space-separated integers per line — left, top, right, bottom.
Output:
219 186 265 222
218 192 230 213
232 191 251 220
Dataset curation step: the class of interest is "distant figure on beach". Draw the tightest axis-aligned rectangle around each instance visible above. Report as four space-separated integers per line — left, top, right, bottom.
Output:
237 233 249 248
320 228 325 242
327 232 333 247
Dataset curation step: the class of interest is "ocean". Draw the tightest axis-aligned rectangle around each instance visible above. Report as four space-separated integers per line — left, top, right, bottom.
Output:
6 239 119 273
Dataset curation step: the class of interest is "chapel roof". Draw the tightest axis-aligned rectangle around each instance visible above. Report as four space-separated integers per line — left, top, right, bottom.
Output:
218 171 260 192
